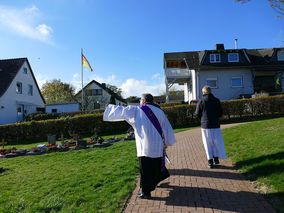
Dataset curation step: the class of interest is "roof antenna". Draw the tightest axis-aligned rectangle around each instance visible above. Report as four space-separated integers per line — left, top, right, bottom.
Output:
235 39 238 49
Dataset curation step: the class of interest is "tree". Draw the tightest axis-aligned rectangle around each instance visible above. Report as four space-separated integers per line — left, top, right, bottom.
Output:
106 84 122 97
41 79 76 104
235 0 284 16
109 95 116 104
161 86 184 96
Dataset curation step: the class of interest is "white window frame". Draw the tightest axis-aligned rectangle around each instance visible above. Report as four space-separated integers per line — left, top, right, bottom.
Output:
228 53 239 62
206 78 218 88
28 85 33 96
231 77 243 88
210 54 221 63
16 82 22 94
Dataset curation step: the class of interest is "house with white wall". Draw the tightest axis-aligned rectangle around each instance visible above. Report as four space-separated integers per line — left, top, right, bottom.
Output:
45 102 80 113
74 80 126 110
164 44 284 102
0 58 45 125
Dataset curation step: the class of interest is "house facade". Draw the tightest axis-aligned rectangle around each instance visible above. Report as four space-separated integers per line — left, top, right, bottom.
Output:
74 80 126 110
0 58 45 125
164 44 284 102
45 102 80 113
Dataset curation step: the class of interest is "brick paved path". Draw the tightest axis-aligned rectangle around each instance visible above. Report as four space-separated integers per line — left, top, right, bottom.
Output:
123 123 276 213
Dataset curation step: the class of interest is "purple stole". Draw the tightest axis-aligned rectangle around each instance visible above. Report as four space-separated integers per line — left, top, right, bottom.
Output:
140 104 166 171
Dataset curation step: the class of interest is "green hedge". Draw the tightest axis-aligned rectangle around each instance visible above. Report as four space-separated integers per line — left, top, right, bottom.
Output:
23 109 105 121
1 95 284 144
0 114 130 144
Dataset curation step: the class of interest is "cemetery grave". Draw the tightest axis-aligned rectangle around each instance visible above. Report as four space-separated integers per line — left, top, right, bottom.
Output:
0 130 135 159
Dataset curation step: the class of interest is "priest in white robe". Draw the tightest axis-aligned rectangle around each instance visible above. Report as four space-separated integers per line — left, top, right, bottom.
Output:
195 86 227 168
103 93 176 199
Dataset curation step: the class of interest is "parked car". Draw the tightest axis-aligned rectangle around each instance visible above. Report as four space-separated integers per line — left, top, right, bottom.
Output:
190 100 199 104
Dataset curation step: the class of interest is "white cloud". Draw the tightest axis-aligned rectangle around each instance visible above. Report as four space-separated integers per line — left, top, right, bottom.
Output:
0 5 53 44
35 73 51 89
152 73 161 80
70 73 122 94
88 74 121 86
120 78 165 98
60 72 167 98
36 24 52 36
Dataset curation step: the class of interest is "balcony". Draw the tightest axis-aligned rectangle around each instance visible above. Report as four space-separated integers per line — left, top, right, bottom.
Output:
165 68 191 84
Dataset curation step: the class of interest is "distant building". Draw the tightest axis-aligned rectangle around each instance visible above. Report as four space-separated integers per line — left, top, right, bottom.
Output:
164 44 284 102
0 58 45 125
125 95 184 106
45 102 80 113
74 80 126 110
154 95 184 104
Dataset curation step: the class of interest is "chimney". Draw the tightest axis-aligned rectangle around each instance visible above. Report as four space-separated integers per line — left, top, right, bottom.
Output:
101 83 106 87
215 44 224 50
235 39 238 49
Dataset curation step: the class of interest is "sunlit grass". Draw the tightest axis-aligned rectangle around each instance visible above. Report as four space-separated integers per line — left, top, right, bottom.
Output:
223 117 284 213
0 140 138 213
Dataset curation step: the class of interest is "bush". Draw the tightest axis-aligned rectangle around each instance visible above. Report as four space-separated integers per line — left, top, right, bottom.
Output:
1 95 284 144
24 113 59 121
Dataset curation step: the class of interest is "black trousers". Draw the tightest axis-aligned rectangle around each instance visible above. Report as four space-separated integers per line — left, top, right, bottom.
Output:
139 156 170 194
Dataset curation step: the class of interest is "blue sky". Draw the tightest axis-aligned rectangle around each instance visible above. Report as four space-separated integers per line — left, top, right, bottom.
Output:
0 0 283 98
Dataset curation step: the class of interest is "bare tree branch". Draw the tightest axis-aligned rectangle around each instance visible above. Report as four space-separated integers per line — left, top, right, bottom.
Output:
235 0 284 16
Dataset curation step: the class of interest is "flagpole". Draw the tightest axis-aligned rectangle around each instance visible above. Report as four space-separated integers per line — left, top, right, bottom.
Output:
81 48 84 111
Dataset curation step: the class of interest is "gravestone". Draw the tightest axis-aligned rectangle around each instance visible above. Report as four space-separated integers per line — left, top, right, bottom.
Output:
47 134 56 145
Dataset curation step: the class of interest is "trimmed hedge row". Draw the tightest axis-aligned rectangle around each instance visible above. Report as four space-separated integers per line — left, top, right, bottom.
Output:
23 109 105 121
1 95 284 144
0 114 130 144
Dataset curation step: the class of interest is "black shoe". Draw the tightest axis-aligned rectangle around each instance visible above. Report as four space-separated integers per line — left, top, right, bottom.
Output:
137 192 151 199
208 159 214 168
213 157 219 165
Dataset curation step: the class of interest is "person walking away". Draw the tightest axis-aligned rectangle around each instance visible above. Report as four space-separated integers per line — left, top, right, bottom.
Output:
103 93 176 199
195 86 226 168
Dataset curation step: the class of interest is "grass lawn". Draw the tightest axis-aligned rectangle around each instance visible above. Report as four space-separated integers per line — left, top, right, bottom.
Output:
0 126 193 213
1 120 283 212
222 117 284 213
0 140 138 213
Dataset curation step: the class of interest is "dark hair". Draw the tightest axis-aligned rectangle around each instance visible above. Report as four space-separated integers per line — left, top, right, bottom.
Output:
141 93 154 104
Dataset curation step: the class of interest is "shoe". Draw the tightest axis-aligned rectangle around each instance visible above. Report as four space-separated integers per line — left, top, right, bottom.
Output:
208 159 214 168
137 192 151 199
213 157 219 165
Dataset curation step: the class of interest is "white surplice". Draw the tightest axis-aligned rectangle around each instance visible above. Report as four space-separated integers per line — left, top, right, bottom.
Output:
201 128 227 160
103 104 176 158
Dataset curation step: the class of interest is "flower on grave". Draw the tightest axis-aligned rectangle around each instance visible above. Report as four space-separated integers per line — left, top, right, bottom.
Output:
0 149 8 155
31 147 39 152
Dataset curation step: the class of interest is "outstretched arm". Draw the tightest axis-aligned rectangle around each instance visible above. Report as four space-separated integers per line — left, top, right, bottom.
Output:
103 104 137 124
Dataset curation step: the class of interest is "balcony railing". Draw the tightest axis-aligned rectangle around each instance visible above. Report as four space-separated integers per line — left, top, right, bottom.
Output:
165 68 191 78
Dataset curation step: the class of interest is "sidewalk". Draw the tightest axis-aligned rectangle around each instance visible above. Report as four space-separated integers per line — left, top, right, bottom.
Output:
123 123 277 213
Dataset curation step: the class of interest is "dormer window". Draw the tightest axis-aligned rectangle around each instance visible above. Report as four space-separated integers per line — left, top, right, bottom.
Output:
23 67 28 74
228 53 239 62
210 54 221 63
277 50 284 61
